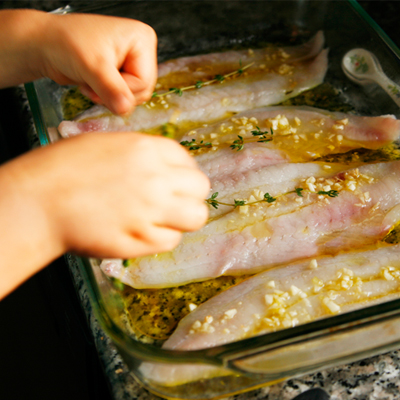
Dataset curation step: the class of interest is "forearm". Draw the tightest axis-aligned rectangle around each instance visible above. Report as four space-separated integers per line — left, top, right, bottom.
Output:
0 155 64 299
0 9 49 88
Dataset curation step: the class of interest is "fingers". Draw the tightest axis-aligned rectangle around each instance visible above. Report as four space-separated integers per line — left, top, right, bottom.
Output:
79 22 157 115
81 63 136 115
129 226 183 257
140 167 210 232
121 23 158 103
158 198 209 233
170 164 211 198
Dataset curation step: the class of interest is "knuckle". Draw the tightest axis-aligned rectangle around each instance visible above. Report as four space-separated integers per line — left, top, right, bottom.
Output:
139 22 157 44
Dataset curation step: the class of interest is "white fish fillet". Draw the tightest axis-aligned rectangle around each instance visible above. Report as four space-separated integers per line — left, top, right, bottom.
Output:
140 243 400 386
185 105 400 165
58 38 328 137
101 161 400 288
158 31 325 79
207 162 346 219
191 106 400 215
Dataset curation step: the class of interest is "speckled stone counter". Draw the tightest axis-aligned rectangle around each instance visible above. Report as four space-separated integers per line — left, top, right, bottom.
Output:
6 0 400 399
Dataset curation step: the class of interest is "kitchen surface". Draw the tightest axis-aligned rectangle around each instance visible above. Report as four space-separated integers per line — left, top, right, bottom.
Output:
1 1 400 400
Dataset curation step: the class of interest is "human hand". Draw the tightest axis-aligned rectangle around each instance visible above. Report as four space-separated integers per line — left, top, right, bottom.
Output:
7 132 210 260
0 10 157 114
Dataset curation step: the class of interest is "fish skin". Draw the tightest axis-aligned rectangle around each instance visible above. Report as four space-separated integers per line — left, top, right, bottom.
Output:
101 161 400 289
140 243 400 386
57 48 328 137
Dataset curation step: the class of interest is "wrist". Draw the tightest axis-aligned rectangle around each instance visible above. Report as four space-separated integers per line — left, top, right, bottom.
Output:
0 9 51 87
0 152 66 298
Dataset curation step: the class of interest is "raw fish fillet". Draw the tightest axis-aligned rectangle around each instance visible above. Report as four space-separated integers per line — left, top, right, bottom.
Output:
158 31 324 81
101 161 400 288
207 162 346 219
140 243 400 386
191 106 400 209
186 105 400 173
58 35 328 137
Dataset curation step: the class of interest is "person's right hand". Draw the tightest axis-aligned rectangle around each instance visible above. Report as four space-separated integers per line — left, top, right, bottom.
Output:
0 10 158 115
0 132 210 298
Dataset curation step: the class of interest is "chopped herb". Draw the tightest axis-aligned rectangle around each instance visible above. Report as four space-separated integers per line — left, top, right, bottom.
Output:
237 59 243 75
215 74 225 83
111 278 125 291
161 123 176 138
195 81 203 89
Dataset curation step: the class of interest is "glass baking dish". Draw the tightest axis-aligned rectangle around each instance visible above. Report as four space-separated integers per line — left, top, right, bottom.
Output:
25 1 400 398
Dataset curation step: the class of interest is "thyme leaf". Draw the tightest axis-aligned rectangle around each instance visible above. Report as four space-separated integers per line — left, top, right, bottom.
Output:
251 126 273 143
295 188 304 197
205 187 340 209
180 139 212 151
234 199 246 207
169 87 183 96
263 193 276 203
206 192 220 209
317 190 339 198
151 62 254 98
230 135 244 151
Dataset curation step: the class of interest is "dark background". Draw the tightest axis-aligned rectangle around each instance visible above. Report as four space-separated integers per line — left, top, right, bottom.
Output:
0 1 399 400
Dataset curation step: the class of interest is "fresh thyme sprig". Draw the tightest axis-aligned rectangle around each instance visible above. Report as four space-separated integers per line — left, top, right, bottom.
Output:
152 61 255 98
180 139 213 151
230 127 274 151
251 126 274 142
316 190 339 197
182 127 273 153
230 135 244 151
205 187 339 209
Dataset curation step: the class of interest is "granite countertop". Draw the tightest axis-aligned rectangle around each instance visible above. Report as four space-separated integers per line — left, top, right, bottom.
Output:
3 1 400 399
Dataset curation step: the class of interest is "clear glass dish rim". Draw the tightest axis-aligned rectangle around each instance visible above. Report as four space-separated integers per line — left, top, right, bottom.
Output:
23 0 400 367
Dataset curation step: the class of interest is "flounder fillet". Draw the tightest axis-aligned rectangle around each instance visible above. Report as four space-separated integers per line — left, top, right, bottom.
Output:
140 243 400 386
158 31 324 81
190 106 400 216
58 35 327 137
101 161 400 288
190 105 400 176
